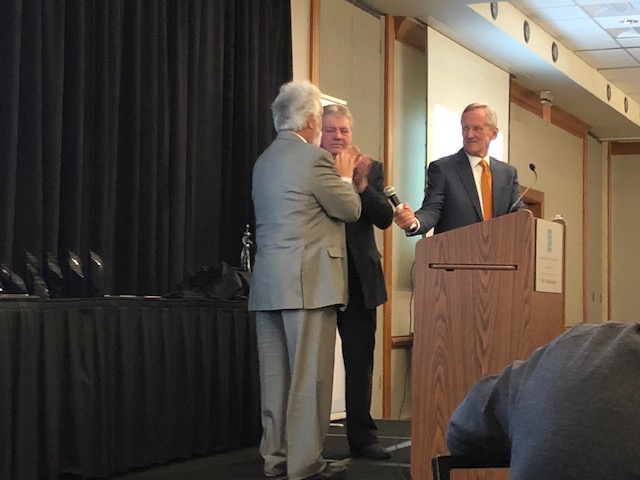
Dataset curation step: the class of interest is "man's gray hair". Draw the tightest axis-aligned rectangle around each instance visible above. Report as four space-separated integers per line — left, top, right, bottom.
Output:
462 103 498 129
322 103 353 127
272 80 323 132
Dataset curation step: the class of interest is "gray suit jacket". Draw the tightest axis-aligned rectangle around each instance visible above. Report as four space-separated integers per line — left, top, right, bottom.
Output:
413 148 523 235
248 131 362 311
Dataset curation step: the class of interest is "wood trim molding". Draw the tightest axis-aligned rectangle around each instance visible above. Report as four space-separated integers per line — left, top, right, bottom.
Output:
510 80 590 138
522 186 544 219
610 141 640 155
393 17 426 53
309 0 320 84
382 14 395 419
522 186 544 204
391 334 413 349
583 134 588 323
607 142 612 321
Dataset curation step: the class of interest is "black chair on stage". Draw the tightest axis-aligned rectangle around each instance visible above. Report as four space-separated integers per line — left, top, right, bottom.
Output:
0 264 28 294
25 251 50 298
43 252 65 298
432 455 509 480
87 250 105 297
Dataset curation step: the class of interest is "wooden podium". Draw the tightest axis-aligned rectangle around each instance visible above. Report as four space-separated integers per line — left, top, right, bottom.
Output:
410 210 565 480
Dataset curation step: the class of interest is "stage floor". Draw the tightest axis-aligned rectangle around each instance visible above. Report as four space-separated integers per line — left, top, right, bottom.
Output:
108 419 412 480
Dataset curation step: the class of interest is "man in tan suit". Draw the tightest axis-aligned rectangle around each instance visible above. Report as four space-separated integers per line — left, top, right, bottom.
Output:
249 80 361 480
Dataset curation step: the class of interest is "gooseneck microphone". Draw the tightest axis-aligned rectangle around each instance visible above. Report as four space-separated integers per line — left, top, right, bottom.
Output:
509 163 537 213
384 186 417 231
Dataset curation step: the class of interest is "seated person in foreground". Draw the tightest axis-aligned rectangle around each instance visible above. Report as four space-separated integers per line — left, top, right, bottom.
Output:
447 322 640 480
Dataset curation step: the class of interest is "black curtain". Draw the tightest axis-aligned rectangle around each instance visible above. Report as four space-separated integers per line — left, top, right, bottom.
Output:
0 0 292 296
0 298 260 479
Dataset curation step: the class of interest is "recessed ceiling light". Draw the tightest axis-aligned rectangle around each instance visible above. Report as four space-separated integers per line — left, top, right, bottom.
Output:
620 18 639 25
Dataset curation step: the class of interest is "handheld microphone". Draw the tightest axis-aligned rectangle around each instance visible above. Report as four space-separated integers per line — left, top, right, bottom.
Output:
384 186 417 231
383 185 402 209
509 163 537 213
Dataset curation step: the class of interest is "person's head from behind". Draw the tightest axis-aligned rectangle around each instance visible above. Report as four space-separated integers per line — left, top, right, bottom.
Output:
271 80 323 146
461 103 498 159
320 104 353 157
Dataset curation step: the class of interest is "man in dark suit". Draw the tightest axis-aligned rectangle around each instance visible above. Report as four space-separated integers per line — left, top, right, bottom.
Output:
320 104 393 460
393 103 523 235
249 81 361 480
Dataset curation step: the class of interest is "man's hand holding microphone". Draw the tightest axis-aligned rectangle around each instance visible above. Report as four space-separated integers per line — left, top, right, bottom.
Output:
384 186 419 233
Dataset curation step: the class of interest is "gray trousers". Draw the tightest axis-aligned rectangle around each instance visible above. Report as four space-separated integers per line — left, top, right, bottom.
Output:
256 307 338 480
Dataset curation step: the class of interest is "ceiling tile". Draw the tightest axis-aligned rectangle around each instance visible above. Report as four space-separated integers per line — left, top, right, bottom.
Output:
511 0 576 8
526 6 590 22
545 18 620 50
608 27 640 40
574 0 640 6
598 67 640 94
618 36 640 47
576 48 638 68
628 47 640 60
592 15 640 29
581 3 640 17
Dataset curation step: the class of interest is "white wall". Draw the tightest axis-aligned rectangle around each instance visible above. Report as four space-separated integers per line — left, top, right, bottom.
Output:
509 104 584 326
586 135 605 323
389 37 427 420
319 0 383 159
291 0 310 81
391 39 426 333
610 153 640 322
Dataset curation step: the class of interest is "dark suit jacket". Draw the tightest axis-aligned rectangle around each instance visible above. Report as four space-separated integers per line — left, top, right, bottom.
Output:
413 148 523 235
346 160 393 310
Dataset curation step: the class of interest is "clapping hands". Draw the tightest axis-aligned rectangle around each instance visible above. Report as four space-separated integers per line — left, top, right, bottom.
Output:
335 146 370 193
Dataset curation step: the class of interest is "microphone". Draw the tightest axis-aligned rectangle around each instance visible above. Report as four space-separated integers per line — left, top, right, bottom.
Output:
384 186 417 231
383 185 402 209
509 163 537 213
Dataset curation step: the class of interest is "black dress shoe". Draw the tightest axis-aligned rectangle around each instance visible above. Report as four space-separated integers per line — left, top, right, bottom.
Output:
264 472 287 479
303 463 348 479
351 443 391 460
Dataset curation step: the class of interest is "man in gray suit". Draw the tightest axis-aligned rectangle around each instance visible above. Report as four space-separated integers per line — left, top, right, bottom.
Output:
249 80 361 480
393 103 523 235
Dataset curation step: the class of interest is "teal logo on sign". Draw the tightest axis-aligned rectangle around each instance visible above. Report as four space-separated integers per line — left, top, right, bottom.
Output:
547 229 552 252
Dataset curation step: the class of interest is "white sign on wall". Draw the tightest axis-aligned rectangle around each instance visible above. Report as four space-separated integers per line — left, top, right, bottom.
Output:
535 219 564 293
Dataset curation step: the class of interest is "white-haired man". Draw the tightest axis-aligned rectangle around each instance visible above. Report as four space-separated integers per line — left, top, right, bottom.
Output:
249 80 361 480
